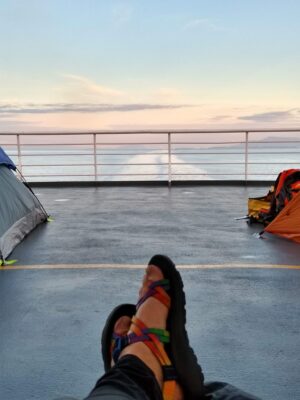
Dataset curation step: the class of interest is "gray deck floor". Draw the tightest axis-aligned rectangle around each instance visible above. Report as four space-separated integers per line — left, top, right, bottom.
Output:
1 185 300 400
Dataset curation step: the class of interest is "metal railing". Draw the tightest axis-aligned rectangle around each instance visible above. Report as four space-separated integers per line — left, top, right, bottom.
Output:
0 129 300 183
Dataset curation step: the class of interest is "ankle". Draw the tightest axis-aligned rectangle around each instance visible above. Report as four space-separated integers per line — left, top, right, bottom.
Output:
120 342 163 386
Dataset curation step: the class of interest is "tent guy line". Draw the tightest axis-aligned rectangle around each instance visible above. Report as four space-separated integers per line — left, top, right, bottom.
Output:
1 263 300 270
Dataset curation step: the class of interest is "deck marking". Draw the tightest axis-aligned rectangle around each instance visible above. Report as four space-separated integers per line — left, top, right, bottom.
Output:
54 198 70 202
1 263 300 270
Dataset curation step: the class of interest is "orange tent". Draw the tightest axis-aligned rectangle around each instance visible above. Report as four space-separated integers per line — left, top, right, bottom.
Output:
264 190 300 243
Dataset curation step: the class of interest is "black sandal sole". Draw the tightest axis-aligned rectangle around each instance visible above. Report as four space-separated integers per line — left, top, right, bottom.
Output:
148 254 206 400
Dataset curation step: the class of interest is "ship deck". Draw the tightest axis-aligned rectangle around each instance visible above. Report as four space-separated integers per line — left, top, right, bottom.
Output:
1 184 300 400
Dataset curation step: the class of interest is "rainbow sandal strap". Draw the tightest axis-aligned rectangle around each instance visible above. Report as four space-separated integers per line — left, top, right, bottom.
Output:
128 316 177 400
111 333 130 364
136 279 171 310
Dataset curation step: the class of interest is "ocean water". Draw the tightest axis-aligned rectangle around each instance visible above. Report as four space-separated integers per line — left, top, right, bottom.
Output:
5 142 300 182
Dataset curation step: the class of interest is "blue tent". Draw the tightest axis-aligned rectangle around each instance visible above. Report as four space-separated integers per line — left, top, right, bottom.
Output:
0 148 47 263
0 147 16 170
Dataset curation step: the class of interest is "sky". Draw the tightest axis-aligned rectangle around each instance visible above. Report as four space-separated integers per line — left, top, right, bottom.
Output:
1 0 300 132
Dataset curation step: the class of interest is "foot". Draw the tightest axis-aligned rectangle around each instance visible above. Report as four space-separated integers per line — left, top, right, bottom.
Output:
120 263 184 400
111 316 131 367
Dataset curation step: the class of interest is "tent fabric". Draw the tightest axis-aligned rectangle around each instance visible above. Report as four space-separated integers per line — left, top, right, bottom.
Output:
0 147 16 170
0 164 47 260
264 191 300 243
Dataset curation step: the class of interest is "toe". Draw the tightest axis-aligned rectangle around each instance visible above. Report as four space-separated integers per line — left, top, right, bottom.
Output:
113 316 132 336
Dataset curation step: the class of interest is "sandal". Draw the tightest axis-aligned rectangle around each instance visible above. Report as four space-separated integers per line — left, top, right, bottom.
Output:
101 255 206 400
144 255 205 399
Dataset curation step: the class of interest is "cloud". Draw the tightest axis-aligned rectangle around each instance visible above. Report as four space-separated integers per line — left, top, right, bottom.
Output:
210 115 232 122
183 18 222 31
61 74 124 100
238 109 300 123
0 103 190 115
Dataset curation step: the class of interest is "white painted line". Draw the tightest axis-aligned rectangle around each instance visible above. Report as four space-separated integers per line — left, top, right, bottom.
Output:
241 255 257 259
54 199 70 202
1 263 300 270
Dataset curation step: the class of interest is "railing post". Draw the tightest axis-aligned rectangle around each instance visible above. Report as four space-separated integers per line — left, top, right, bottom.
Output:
245 131 249 183
16 134 23 176
93 133 98 181
168 132 172 186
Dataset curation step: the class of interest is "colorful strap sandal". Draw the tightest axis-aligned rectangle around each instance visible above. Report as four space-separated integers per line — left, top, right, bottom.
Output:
101 287 177 400
101 254 206 400
145 255 205 399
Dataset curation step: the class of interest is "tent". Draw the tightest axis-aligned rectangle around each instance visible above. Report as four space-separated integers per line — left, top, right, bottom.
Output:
248 169 300 243
0 147 48 263
264 190 300 243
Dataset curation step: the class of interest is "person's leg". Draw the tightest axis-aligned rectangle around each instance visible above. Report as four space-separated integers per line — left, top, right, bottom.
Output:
86 255 205 400
86 354 162 400
85 264 175 400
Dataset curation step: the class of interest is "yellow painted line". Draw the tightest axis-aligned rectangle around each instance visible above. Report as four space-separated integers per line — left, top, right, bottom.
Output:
1 263 300 270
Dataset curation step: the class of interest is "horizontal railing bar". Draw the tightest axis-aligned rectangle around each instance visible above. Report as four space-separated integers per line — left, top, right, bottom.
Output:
2 128 300 135
24 173 168 177
22 164 95 167
21 163 167 167
173 151 300 155
8 140 300 145
174 141 300 145
7 150 300 157
248 151 300 154
15 143 94 146
19 161 299 168
10 152 168 157
17 142 169 146
96 142 168 146
96 163 167 166
171 173 278 176
23 173 280 177
93 173 167 176
15 153 95 157
248 140 300 144
96 152 167 155
172 162 300 165
171 173 242 176
24 174 100 177
172 141 244 145
19 161 300 168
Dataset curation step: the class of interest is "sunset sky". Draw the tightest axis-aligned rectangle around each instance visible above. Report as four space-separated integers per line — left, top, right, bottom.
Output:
1 0 300 132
